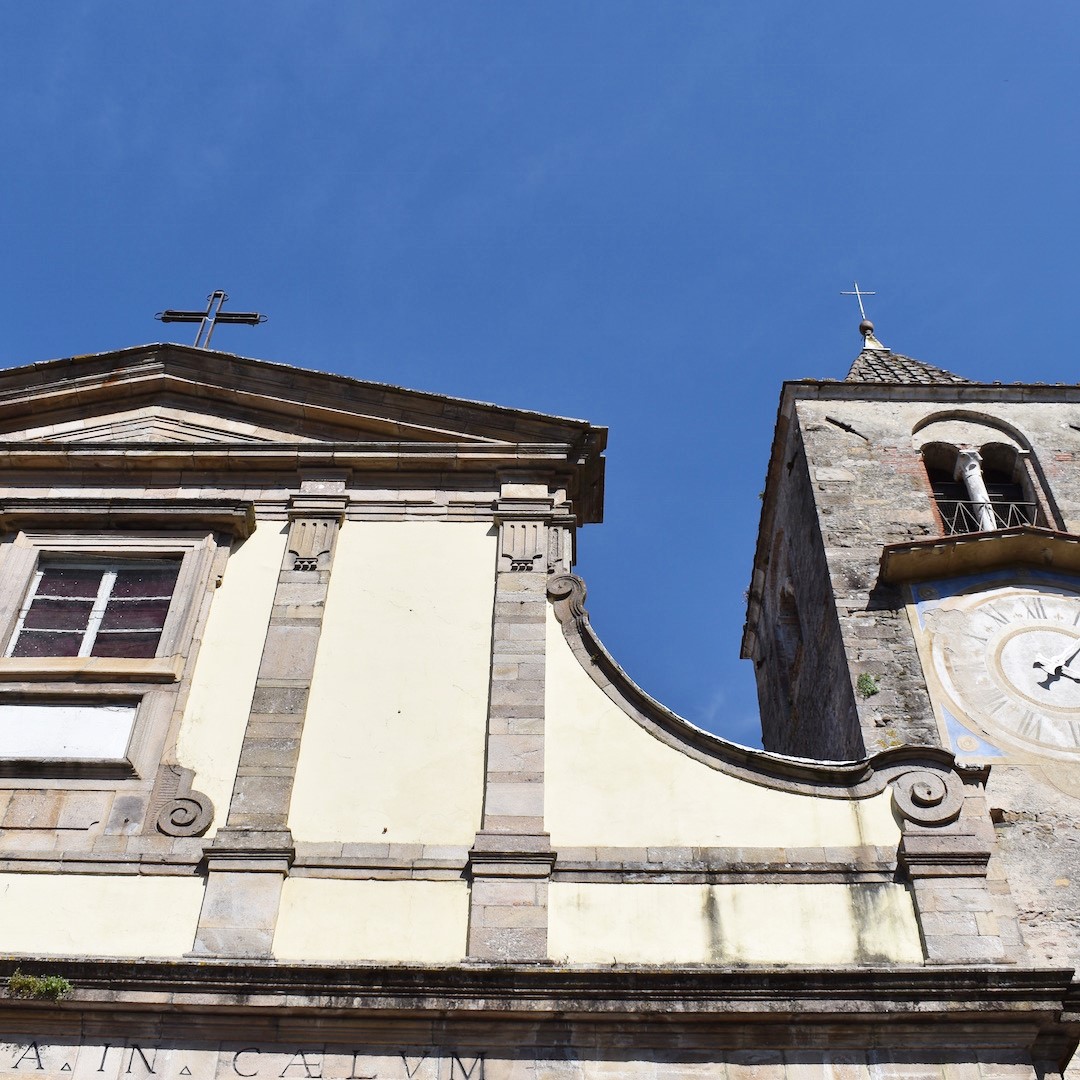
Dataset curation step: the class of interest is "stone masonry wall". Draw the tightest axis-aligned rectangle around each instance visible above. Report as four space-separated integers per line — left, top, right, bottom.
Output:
766 386 1080 993
793 397 942 755
755 413 862 759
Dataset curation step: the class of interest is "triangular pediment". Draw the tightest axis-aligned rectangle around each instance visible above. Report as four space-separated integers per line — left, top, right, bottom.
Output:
9 406 309 445
0 343 608 450
0 343 607 523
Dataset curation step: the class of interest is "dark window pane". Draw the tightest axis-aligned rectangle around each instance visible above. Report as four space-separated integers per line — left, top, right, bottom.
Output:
12 631 83 657
91 632 162 658
23 598 94 631
112 565 179 598
99 598 171 631
36 567 103 598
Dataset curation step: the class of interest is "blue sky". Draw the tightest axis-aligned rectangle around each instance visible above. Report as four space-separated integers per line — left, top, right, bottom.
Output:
3 4 1079 747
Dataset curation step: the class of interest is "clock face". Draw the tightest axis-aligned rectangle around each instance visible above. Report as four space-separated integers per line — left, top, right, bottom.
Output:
919 574 1080 756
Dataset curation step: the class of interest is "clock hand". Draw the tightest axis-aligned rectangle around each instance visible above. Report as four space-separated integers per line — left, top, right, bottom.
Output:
1033 640 1080 675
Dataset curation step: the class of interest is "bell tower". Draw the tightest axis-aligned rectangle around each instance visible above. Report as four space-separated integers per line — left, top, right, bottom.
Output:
743 317 1080 964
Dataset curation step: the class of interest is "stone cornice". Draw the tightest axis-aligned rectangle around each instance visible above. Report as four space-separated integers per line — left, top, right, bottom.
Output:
0 445 602 525
880 526 1080 583
782 378 1080 404
0 345 607 444
0 957 1073 1063
0 497 257 537
0 954 1071 1012
0 963 1075 1062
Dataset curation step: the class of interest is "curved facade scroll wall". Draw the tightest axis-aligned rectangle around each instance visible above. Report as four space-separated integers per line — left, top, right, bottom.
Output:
544 609 900 849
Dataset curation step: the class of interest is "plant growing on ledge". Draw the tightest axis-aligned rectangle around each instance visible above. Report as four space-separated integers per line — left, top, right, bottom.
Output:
856 673 880 698
6 970 72 1001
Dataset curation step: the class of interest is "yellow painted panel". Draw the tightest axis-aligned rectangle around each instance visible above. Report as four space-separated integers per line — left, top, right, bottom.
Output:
545 610 900 848
549 881 922 965
0 873 203 957
177 524 287 836
274 878 468 962
290 521 494 844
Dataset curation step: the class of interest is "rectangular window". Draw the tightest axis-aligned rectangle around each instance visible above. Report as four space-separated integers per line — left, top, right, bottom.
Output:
6 561 180 660
0 701 137 762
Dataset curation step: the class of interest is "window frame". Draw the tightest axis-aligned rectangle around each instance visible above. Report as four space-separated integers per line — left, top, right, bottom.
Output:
6 558 182 661
0 530 220 779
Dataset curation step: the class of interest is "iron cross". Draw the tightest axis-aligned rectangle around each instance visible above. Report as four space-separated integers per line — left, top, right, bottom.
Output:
840 281 876 321
155 290 267 349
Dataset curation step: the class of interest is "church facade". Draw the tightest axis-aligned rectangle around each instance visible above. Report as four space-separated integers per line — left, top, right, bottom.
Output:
0 340 1074 1080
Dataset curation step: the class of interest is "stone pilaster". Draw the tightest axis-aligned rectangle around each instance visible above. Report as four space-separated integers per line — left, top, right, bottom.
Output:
466 485 572 962
192 481 347 958
892 766 1019 964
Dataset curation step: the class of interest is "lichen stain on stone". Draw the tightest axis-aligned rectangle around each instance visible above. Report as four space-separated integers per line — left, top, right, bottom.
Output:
850 882 906 964
702 885 724 963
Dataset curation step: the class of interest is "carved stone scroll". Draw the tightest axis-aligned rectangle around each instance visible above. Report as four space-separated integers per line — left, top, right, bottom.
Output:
890 767 964 827
149 764 215 837
547 574 588 629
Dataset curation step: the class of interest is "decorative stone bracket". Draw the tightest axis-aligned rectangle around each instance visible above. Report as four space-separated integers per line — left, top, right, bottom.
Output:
145 764 214 838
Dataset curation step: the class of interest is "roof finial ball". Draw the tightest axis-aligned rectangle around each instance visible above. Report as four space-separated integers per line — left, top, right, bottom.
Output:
841 282 887 352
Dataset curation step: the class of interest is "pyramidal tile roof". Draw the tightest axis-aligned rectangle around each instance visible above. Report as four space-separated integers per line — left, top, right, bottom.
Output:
845 348 970 385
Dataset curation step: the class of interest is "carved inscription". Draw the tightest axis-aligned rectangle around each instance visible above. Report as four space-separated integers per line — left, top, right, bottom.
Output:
0 1043 1017 1080
0 1044 486 1080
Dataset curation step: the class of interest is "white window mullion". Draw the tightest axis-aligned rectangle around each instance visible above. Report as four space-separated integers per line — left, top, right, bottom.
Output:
5 569 47 658
78 570 116 657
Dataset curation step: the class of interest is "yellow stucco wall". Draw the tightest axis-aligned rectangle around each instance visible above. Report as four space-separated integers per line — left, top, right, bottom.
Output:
549 881 923 964
544 609 901 849
0 873 204 957
289 521 494 845
274 878 468 962
176 524 287 834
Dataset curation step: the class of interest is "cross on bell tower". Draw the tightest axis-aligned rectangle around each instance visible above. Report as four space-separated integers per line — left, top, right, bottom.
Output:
155 290 267 349
841 281 887 350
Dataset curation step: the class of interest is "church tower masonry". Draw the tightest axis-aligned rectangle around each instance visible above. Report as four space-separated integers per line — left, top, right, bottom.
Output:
743 321 980 759
744 319 1080 965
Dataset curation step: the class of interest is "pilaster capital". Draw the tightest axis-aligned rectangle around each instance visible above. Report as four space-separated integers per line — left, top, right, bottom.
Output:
897 831 993 880
204 828 295 874
468 831 557 879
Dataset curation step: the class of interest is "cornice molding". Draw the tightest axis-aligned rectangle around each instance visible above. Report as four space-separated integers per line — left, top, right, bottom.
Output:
880 526 1080 584
0 497 257 537
0 953 1070 1012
